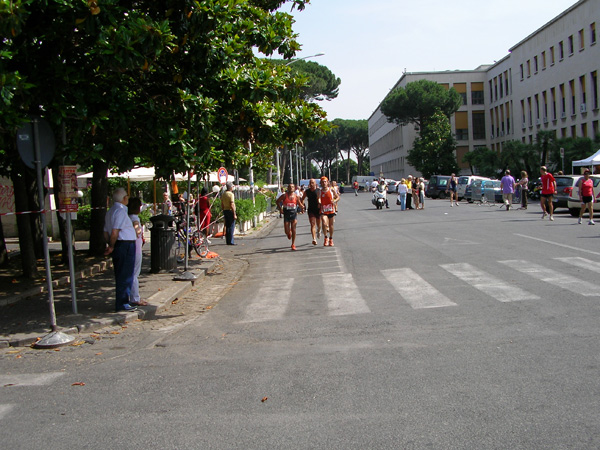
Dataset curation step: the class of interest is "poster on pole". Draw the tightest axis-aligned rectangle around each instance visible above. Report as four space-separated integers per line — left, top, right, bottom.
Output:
218 167 228 185
59 165 79 213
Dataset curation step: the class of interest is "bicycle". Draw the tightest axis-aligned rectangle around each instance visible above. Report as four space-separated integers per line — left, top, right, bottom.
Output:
175 214 209 262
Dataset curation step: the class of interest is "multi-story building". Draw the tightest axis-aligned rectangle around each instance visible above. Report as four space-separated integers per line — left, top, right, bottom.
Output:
369 0 600 179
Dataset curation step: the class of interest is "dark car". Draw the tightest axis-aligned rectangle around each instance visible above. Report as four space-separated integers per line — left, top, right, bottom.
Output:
425 175 450 199
552 175 581 209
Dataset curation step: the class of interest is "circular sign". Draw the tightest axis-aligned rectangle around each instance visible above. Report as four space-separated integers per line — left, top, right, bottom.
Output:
16 117 56 169
218 167 228 185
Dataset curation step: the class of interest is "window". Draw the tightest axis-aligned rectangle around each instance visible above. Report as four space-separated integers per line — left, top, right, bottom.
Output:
542 51 546 69
559 41 564 59
543 91 548 121
472 90 484 105
580 75 587 111
499 74 504 98
550 46 555 65
579 29 585 51
454 83 467 105
489 80 494 99
527 97 532 126
592 71 598 110
592 23 597 45
568 35 574 55
534 94 540 122
520 64 524 80
534 56 538 73
472 112 486 140
455 111 468 140
570 79 576 115
559 83 566 117
505 71 510 95
551 87 557 120
527 60 531 77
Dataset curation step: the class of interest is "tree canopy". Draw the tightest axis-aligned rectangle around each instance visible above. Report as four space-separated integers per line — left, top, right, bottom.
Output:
380 79 462 130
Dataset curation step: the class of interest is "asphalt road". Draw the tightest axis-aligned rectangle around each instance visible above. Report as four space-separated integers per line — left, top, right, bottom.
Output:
2 193 600 449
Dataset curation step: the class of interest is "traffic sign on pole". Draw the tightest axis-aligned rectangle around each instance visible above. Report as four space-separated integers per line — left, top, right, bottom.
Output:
218 167 228 185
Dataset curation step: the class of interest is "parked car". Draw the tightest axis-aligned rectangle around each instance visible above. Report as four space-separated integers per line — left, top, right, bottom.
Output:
468 179 502 203
552 175 582 210
567 175 600 216
425 175 451 199
457 176 488 201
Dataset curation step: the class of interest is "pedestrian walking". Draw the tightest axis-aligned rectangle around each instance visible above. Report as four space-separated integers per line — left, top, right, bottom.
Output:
578 169 595 225
397 179 408 210
221 182 237 245
127 197 147 306
540 166 556 221
277 183 305 251
103 187 137 312
501 170 516 210
418 177 425 209
446 173 459 207
302 178 322 245
412 178 420 210
518 171 529 209
195 187 212 238
353 180 359 196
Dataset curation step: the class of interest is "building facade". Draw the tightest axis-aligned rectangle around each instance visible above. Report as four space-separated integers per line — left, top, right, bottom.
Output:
369 0 600 179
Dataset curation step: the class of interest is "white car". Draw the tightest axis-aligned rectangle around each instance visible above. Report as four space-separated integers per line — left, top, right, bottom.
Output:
457 175 489 201
567 175 600 216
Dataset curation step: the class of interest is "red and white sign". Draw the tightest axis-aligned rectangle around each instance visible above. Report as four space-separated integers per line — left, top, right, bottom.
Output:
59 165 79 212
218 167 228 185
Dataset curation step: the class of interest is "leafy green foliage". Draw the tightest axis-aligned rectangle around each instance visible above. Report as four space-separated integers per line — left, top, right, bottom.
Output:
381 79 462 129
407 110 459 178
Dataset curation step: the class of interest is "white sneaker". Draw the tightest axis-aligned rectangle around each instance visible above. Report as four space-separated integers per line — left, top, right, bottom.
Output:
541 213 547 219
549 215 554 221
455 202 459 207
589 220 595 225
578 217 582 224
450 203 453 207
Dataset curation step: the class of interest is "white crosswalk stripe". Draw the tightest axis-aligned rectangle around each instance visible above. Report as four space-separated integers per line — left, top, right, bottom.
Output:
555 256 600 274
323 273 370 316
0 372 65 387
500 260 600 297
441 262 539 302
381 268 457 309
240 278 293 323
0 404 15 420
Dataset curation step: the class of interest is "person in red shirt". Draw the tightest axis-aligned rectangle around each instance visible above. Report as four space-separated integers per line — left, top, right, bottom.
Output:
578 169 595 225
353 180 359 196
276 183 305 251
540 166 556 221
319 177 340 246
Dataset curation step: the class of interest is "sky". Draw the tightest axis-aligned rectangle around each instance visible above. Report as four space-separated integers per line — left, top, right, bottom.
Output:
286 0 580 121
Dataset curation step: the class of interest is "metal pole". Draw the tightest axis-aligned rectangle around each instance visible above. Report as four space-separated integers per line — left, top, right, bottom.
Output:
275 147 281 189
289 147 293 185
33 119 57 331
62 123 78 314
184 172 191 270
296 144 300 185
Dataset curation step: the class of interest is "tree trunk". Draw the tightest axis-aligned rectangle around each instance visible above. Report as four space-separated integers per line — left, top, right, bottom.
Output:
25 168 44 259
280 146 288 185
89 159 108 256
0 217 7 267
11 166 39 278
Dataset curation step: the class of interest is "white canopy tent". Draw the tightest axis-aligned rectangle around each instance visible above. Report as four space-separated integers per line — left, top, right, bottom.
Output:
78 167 243 183
572 149 600 173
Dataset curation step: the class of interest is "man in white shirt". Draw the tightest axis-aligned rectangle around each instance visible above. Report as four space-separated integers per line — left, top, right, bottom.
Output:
104 187 138 312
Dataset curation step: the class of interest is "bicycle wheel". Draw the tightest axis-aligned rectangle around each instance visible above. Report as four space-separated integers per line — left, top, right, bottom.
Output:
191 230 209 257
176 231 186 263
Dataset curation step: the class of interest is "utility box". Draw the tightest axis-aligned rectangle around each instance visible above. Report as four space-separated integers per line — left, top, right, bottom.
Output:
149 214 176 273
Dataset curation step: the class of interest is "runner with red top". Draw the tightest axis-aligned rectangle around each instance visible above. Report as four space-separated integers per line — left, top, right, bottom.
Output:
319 176 340 246
578 169 595 225
540 166 556 221
276 183 305 251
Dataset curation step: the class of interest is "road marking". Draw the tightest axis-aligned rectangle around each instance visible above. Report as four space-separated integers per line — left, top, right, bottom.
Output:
500 260 600 297
323 273 370 316
0 372 65 387
381 268 457 309
555 256 600 274
441 263 539 302
0 404 14 420
515 234 600 257
442 237 479 246
240 278 293 323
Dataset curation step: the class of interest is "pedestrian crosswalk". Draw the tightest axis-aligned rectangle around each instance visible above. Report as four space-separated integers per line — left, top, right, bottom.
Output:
238 256 600 323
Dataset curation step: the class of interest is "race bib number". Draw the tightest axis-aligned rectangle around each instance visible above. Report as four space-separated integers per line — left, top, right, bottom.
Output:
322 203 334 213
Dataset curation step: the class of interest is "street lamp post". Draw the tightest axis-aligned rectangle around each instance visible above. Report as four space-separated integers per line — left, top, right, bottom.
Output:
285 53 325 66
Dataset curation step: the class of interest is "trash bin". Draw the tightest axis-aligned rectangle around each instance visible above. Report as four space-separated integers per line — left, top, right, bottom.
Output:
149 214 177 273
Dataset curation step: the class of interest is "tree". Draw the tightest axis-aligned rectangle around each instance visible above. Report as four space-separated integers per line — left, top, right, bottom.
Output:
286 59 340 101
407 110 459 178
380 79 462 130
461 147 500 178
332 119 369 180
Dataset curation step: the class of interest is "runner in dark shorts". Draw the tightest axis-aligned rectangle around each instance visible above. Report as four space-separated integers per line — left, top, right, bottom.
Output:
276 183 304 250
302 178 321 245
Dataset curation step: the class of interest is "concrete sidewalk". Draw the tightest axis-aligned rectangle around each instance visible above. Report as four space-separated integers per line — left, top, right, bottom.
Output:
0 215 279 348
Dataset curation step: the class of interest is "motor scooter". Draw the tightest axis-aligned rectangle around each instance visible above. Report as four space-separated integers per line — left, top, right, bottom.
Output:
372 187 387 209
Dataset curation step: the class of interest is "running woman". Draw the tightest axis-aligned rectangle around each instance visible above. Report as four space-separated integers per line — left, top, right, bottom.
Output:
578 169 595 225
277 183 305 250
540 166 556 221
302 178 322 245
319 177 340 246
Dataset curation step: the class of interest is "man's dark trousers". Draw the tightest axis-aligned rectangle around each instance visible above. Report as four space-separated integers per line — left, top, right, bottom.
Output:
112 240 135 310
223 210 236 245
407 192 413 209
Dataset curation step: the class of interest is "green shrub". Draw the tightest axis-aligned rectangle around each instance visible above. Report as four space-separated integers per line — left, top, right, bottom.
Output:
74 204 91 230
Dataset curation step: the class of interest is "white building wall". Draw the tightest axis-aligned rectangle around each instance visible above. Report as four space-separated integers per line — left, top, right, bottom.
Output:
370 0 600 179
